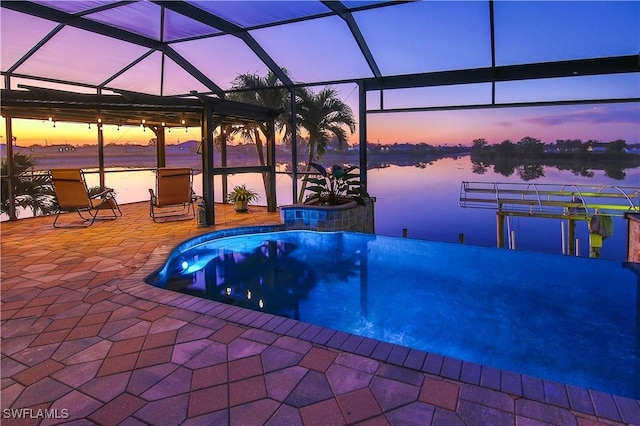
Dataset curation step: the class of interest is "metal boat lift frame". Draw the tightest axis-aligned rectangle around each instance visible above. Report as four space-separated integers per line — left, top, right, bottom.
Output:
459 181 640 256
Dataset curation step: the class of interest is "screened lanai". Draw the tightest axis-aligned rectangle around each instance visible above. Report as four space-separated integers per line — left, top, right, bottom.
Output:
1 1 639 223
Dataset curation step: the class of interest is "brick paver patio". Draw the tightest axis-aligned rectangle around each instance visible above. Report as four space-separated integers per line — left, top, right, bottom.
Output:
2 202 639 425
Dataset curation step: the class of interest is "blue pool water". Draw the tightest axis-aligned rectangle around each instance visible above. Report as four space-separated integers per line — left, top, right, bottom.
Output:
148 230 640 399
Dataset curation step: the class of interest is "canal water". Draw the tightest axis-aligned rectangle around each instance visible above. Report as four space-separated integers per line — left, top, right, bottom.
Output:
7 155 639 261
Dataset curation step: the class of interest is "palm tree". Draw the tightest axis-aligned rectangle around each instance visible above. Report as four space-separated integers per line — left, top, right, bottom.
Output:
228 71 291 199
296 87 356 202
1 153 56 217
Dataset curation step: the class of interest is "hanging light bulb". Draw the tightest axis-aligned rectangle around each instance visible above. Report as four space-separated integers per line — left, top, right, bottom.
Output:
181 119 186 125
88 123 91 129
48 116 53 122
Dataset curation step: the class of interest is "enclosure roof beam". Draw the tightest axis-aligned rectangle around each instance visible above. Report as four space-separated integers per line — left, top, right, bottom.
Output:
362 55 640 91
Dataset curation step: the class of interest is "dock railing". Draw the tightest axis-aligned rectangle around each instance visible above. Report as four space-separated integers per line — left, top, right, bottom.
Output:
459 181 640 255
459 182 639 219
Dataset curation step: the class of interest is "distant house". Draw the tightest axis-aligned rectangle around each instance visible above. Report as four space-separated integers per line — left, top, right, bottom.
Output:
586 142 607 153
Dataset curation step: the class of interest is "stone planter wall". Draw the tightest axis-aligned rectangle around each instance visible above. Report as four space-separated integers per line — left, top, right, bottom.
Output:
626 213 640 262
280 197 375 234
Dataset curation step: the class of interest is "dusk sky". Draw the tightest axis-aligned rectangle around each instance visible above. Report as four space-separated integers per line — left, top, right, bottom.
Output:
4 101 639 148
1 1 639 147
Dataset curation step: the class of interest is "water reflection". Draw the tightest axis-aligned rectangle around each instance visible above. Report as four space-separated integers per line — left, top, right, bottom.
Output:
166 240 315 319
162 233 372 320
472 157 634 181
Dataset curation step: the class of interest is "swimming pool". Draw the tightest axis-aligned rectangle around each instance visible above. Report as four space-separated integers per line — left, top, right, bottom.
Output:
147 229 640 399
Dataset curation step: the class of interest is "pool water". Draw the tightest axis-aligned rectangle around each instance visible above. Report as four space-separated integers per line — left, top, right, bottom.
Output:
148 230 640 399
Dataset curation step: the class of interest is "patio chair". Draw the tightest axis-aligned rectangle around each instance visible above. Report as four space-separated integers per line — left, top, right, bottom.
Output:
149 167 196 222
50 168 122 228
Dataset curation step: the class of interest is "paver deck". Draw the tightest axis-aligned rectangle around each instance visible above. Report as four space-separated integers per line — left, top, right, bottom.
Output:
2 202 639 425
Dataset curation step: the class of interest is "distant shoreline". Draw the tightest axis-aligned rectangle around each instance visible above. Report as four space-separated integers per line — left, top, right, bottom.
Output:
3 143 639 176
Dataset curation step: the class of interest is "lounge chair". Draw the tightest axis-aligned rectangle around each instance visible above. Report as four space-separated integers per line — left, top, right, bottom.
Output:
49 168 122 228
149 167 196 222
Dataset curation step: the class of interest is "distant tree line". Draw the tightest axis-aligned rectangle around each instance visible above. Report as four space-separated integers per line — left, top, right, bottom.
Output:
471 137 633 160
469 137 639 181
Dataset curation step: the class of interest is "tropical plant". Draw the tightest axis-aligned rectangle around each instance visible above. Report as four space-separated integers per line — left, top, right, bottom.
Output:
226 184 260 212
0 153 56 217
226 184 260 203
228 71 291 200
296 87 356 202
305 163 363 206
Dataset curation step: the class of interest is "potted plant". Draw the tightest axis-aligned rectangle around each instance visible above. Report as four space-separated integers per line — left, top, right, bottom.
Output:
305 163 366 206
226 184 260 212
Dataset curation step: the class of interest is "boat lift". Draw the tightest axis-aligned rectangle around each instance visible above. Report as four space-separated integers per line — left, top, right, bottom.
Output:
459 182 640 256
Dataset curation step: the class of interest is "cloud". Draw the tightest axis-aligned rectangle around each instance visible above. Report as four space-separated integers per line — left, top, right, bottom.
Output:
523 106 640 127
495 121 513 127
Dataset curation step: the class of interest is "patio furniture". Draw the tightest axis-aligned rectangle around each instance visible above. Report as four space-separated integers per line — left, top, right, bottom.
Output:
149 167 196 222
50 168 122 228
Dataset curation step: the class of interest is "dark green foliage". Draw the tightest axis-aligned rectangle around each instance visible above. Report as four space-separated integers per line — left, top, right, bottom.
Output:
1 153 56 217
305 163 364 205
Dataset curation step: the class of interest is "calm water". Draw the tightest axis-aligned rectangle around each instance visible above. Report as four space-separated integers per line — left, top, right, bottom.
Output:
368 157 640 261
8 155 638 260
149 230 640 399
90 155 639 261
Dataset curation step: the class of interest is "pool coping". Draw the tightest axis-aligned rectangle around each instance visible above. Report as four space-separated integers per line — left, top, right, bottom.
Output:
118 225 640 424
